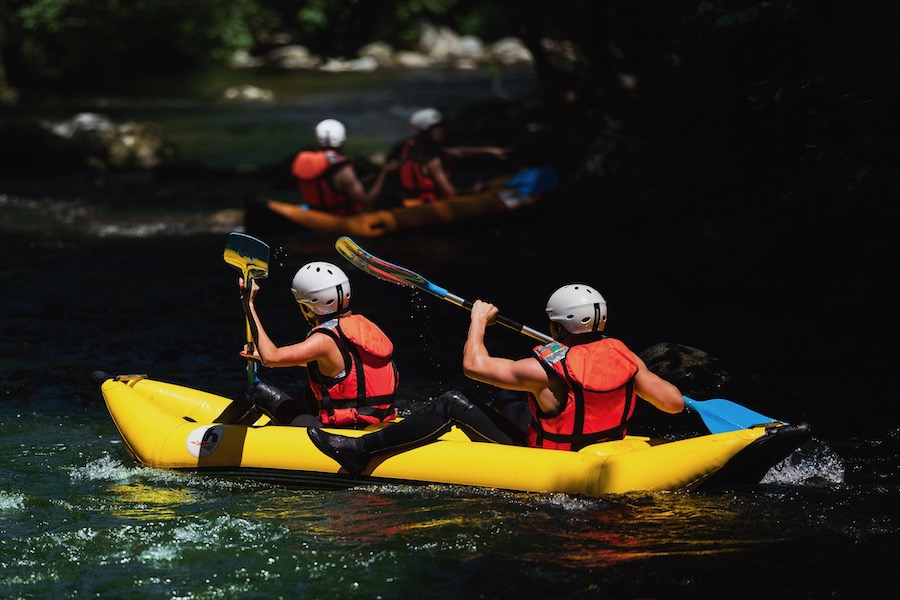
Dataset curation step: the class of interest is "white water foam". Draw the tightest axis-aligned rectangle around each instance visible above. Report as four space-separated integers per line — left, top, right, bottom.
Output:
0 490 26 511
762 438 845 486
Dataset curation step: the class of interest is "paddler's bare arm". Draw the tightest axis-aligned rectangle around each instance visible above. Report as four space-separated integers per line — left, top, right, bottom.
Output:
423 156 457 197
634 355 685 414
334 161 398 211
239 278 345 375
462 299 564 415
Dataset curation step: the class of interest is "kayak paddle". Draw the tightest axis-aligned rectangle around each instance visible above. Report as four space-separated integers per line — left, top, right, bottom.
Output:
335 236 788 433
223 232 270 384
335 236 552 343
683 396 786 433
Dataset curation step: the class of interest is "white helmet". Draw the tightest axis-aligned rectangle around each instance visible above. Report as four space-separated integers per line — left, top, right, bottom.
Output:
410 108 443 131
291 261 351 321
314 119 346 148
545 284 608 335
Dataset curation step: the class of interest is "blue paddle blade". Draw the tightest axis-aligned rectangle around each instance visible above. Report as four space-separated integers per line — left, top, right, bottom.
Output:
683 396 786 434
504 166 558 195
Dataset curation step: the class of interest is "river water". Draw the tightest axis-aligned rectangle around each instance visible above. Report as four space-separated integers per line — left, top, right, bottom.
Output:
1 68 896 598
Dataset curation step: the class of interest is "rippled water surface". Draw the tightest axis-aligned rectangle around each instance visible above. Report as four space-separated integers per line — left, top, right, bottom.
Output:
2 69 897 599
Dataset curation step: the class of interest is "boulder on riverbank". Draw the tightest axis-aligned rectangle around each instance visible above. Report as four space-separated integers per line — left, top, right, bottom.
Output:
0 112 178 174
230 24 534 72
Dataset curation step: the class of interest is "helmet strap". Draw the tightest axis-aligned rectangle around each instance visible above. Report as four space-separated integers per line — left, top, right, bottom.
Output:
592 302 603 332
336 283 346 311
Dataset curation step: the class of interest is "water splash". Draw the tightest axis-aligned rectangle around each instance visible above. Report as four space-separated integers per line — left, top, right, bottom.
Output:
762 438 845 486
0 490 26 511
69 454 142 483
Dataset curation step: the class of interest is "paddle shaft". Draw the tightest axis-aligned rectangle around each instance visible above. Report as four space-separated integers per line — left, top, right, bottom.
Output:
223 232 270 385
433 290 551 343
242 280 257 385
335 236 552 344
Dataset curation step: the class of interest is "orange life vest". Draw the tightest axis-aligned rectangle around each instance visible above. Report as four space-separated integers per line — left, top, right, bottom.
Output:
526 337 638 450
306 314 399 427
398 138 449 203
291 150 359 215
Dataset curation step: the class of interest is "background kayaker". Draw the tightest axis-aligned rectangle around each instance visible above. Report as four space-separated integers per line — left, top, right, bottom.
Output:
291 118 398 214
217 261 399 428
308 284 685 477
397 107 510 205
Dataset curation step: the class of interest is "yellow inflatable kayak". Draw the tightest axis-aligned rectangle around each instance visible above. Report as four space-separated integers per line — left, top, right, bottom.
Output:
93 371 811 496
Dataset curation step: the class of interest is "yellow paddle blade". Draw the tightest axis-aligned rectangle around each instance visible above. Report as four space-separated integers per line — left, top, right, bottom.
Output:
223 232 270 280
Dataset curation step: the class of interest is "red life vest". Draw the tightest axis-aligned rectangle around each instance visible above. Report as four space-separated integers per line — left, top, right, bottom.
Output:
306 314 399 427
526 337 638 450
291 150 359 215
398 138 449 203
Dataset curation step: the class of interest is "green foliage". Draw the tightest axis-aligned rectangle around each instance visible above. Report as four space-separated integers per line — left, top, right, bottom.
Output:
17 0 68 32
2 0 516 91
280 0 508 57
6 0 274 91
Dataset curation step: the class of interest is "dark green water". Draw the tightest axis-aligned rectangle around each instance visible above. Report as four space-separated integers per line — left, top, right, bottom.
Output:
2 68 896 598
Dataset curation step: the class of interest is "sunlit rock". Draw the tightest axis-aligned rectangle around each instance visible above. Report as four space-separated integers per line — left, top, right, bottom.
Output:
491 38 533 65
267 45 321 69
358 42 396 68
222 85 274 103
